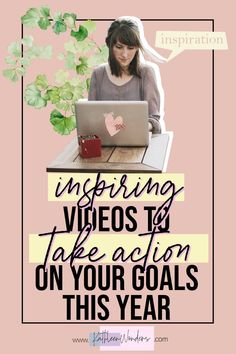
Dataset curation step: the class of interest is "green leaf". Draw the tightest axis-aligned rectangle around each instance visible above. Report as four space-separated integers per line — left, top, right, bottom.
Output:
46 87 60 103
22 35 34 47
58 53 65 60
38 17 51 30
24 83 47 108
26 46 40 59
20 57 31 67
86 77 91 91
71 25 88 42
65 52 76 69
3 69 19 82
69 76 81 86
99 45 109 61
5 56 17 65
3 67 25 81
64 40 77 53
82 20 96 34
76 57 89 75
42 92 50 101
50 109 76 135
55 69 69 85
59 83 73 100
64 39 95 54
72 85 84 100
40 6 50 17
87 45 108 67
52 12 67 34
39 45 52 59
55 101 71 111
35 74 48 90
21 8 40 27
16 67 26 76
63 13 76 29
25 45 52 60
81 79 88 89
53 11 63 21
75 39 95 53
8 42 21 57
71 104 75 114
50 109 63 119
52 20 67 34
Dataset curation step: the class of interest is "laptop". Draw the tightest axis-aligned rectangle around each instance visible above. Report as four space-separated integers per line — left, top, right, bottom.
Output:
75 101 149 146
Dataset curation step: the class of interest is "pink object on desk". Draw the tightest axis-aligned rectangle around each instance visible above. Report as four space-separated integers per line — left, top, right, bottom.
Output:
104 112 125 136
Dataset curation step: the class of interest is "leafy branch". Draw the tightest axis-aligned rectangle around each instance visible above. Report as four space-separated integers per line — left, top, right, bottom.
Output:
2 6 108 135
3 35 52 82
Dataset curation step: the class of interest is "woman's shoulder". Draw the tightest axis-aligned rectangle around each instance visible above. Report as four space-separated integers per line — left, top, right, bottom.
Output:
92 63 107 76
140 62 160 77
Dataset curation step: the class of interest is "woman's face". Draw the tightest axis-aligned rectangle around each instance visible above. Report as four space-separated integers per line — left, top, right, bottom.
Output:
112 41 138 71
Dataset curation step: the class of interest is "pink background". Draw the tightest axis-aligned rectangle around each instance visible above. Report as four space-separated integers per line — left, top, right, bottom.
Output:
1 0 235 352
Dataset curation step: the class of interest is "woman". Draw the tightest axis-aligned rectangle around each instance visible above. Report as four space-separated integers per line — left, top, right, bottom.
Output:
88 16 165 133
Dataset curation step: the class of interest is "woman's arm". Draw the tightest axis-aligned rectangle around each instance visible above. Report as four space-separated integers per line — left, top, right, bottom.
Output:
88 69 97 100
142 64 165 134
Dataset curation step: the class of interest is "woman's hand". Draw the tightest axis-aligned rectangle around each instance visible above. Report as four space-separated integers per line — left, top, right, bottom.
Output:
148 122 153 132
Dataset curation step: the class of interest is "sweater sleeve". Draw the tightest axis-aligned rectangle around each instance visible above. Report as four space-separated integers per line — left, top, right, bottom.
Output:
143 64 165 134
88 69 97 100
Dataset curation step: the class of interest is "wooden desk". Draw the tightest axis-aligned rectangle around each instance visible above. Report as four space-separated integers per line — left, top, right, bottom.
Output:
47 132 173 173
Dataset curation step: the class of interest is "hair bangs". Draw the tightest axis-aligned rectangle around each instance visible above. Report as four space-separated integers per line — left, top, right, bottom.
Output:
113 25 141 48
